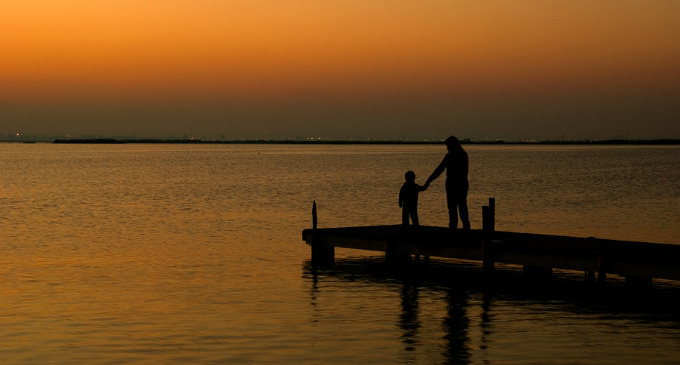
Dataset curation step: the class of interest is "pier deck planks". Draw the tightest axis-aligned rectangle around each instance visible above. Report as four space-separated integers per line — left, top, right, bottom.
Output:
302 225 680 282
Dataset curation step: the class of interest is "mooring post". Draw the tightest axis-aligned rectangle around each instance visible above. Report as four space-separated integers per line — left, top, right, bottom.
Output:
482 205 495 275
585 270 596 283
310 201 334 266
312 200 317 230
488 197 495 233
386 241 411 265
597 255 607 285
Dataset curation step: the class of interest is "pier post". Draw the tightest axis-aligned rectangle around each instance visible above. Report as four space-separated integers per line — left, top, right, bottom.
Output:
312 200 317 230
597 255 607 285
310 201 334 266
312 243 334 266
585 271 596 283
386 242 411 265
482 205 495 275
488 198 495 232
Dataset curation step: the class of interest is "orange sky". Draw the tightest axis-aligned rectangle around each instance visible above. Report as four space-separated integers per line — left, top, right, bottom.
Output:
2 0 679 139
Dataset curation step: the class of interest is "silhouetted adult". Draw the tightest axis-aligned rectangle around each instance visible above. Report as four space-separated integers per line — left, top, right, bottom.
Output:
425 136 470 233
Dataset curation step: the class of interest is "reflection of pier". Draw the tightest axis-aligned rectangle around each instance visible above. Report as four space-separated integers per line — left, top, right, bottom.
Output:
304 259 475 365
303 257 680 365
302 199 680 288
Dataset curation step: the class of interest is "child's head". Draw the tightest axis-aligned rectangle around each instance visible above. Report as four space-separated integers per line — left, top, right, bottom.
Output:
404 170 416 183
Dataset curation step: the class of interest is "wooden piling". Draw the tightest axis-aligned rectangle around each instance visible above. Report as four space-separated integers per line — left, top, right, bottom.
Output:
585 271 596 282
386 241 411 265
312 201 317 230
482 205 495 274
310 201 334 266
488 197 495 233
598 255 607 284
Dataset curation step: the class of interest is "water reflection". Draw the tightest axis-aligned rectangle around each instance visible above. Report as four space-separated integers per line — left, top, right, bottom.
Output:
303 258 478 364
399 280 475 364
303 257 680 365
399 280 420 362
480 289 493 352
442 288 471 364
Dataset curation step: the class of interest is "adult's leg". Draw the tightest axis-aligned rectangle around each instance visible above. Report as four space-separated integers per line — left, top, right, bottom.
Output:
458 187 470 231
446 186 458 230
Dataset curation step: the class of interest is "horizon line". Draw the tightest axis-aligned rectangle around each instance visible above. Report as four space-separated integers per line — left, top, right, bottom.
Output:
4 138 678 145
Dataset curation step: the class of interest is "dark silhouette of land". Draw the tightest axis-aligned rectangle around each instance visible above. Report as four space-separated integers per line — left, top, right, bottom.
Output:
39 138 680 145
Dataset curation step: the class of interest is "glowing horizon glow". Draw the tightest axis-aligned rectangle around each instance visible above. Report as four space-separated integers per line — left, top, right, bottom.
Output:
2 0 679 139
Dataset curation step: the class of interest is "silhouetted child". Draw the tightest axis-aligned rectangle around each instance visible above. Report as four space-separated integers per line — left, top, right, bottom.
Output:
399 170 428 228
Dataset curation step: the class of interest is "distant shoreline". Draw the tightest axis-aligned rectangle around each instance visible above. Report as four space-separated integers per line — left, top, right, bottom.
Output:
51 138 680 145
1 138 679 145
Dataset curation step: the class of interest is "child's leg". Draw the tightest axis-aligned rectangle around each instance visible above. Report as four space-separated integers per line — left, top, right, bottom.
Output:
411 208 419 227
402 208 410 226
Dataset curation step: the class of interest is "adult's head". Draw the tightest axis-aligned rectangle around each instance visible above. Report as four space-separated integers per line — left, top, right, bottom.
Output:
444 136 462 152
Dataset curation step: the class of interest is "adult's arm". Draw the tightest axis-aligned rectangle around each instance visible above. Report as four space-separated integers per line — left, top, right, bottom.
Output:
426 155 448 184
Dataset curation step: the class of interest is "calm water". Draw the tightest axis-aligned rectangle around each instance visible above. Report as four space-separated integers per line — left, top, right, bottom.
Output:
0 143 679 364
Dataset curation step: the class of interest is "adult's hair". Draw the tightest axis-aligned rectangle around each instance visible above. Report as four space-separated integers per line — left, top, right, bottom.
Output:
444 136 462 149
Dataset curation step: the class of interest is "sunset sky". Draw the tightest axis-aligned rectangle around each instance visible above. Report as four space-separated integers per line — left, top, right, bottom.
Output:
2 0 679 140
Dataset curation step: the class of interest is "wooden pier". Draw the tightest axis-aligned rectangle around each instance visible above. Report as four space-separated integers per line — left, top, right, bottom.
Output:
302 200 680 287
